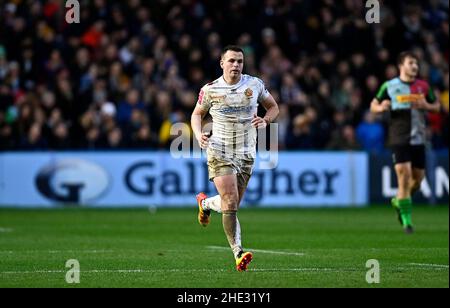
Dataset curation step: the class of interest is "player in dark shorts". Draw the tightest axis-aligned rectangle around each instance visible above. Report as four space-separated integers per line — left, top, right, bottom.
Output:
370 51 441 234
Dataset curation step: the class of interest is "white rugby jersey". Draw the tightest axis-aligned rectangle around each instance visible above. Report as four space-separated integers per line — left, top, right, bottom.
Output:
196 74 270 157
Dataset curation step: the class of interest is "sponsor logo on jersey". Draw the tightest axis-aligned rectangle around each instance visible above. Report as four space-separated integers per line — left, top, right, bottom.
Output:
210 94 227 100
396 94 424 103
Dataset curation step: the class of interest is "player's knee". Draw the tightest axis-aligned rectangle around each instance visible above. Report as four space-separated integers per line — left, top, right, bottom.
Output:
396 166 411 176
396 166 412 181
221 194 239 211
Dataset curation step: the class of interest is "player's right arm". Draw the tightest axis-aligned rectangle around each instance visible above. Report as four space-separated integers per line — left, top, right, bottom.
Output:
191 105 210 149
371 98 391 113
370 81 391 114
191 87 211 149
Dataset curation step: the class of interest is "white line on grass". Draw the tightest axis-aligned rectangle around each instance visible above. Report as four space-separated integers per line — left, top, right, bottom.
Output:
0 228 13 233
0 269 225 275
2 265 448 276
249 268 336 272
0 268 340 275
0 250 114 254
48 250 114 254
408 263 449 269
206 246 305 256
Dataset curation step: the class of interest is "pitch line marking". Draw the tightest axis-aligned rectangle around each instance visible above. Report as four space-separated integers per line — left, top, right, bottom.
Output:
249 268 335 272
0 269 223 275
2 265 448 275
0 250 114 254
206 246 305 256
408 263 449 269
0 268 337 275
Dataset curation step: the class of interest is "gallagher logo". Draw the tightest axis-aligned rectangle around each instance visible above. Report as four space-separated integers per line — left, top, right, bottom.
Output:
35 159 110 204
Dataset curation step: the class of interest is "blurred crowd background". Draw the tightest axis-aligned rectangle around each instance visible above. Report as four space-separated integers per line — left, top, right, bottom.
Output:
0 0 448 152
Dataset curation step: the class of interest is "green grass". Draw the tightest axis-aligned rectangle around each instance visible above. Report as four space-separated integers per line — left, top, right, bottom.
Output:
0 206 448 288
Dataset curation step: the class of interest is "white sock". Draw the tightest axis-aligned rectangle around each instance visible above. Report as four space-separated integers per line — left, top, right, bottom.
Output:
203 195 222 213
232 217 243 259
222 211 243 259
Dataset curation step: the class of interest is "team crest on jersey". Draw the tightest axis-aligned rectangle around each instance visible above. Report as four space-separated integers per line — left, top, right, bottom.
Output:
244 88 253 98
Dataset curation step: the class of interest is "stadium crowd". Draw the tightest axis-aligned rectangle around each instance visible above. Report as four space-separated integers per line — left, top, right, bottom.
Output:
0 0 448 152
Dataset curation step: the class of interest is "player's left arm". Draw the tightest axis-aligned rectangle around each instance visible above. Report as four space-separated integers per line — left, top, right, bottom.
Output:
251 94 279 129
413 86 441 113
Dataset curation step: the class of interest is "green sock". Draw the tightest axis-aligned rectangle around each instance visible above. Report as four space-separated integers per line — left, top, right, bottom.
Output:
391 197 398 208
397 198 413 227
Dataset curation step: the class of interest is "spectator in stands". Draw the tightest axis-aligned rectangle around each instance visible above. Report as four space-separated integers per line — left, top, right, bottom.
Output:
327 125 361 151
19 123 47 150
0 0 447 153
285 114 314 150
356 111 386 154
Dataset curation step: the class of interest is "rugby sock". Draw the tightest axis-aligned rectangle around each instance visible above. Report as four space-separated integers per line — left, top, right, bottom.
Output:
222 211 243 259
391 197 398 207
397 198 413 227
203 195 222 213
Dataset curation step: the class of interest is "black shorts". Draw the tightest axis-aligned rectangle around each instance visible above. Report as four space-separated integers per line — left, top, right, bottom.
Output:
391 145 426 169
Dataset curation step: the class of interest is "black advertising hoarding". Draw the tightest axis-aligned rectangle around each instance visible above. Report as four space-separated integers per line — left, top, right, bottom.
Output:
369 150 449 205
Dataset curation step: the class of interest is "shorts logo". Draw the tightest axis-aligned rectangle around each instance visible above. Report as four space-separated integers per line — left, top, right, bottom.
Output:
245 88 253 98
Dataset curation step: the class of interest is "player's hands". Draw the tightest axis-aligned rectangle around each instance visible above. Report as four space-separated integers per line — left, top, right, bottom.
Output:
197 132 210 149
411 96 428 110
251 114 268 129
380 100 391 112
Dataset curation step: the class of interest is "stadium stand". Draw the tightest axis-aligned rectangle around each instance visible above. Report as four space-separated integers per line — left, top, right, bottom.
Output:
0 0 448 151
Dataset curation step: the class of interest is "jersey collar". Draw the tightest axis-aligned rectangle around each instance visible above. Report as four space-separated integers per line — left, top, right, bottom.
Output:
222 75 243 87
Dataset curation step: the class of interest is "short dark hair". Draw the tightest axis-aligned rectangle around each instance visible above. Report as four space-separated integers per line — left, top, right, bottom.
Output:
397 51 419 66
221 45 244 57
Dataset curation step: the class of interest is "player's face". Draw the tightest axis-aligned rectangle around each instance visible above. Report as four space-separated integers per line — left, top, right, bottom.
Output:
400 57 419 78
221 51 244 79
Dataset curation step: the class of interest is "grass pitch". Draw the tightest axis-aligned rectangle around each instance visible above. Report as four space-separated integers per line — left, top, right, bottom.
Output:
0 206 448 288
